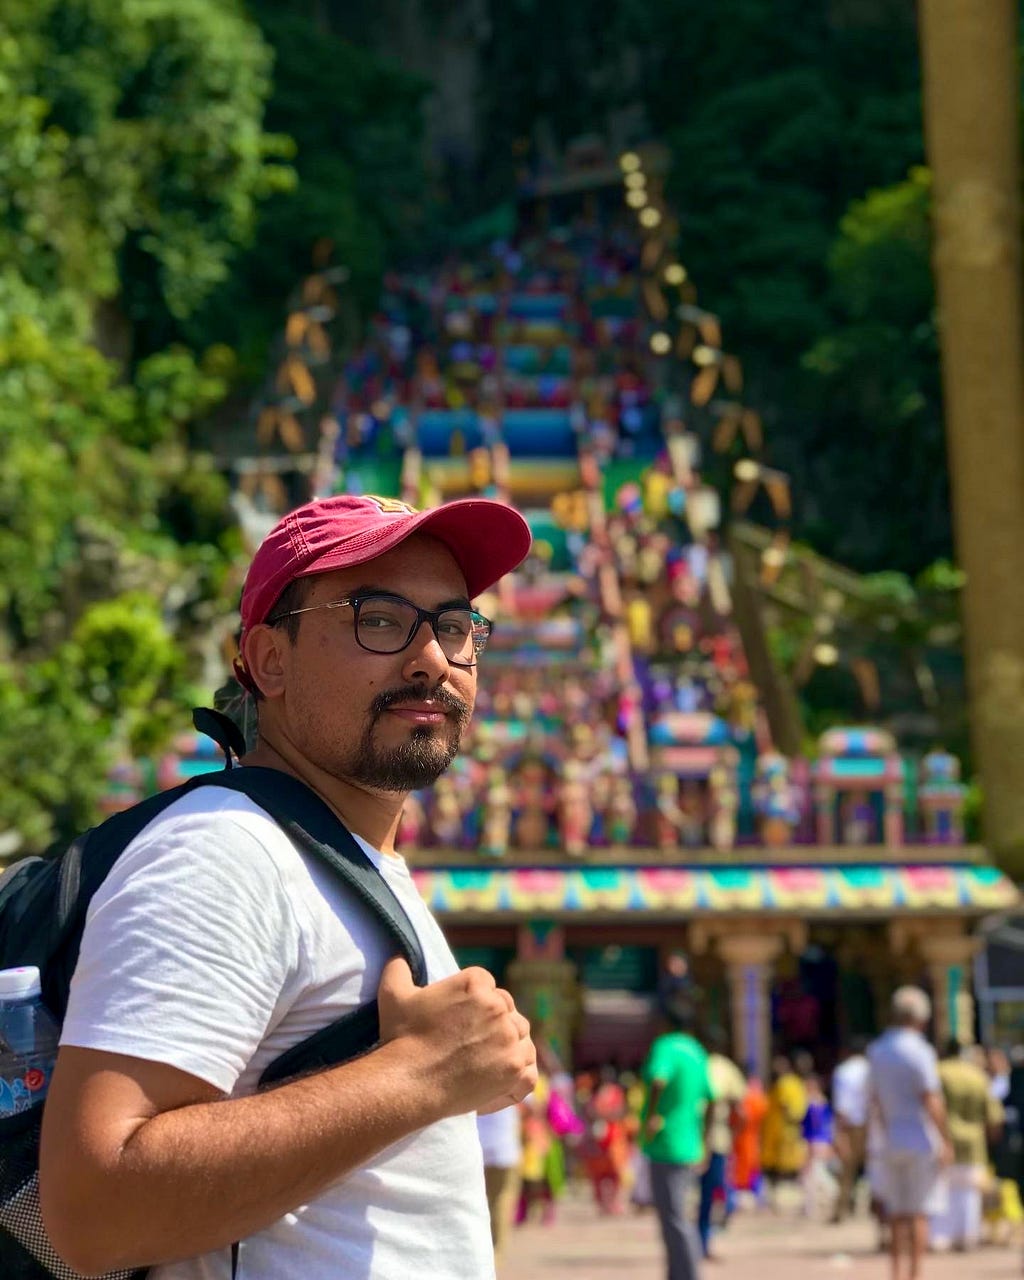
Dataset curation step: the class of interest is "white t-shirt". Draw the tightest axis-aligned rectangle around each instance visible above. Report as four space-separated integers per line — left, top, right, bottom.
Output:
832 1053 870 1127
60 784 494 1280
867 1028 941 1155
476 1106 522 1169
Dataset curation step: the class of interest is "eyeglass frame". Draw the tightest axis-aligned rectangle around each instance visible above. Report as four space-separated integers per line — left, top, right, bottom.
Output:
265 591 493 668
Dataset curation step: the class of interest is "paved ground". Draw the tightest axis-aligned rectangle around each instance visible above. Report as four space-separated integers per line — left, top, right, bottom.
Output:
498 1190 1023 1279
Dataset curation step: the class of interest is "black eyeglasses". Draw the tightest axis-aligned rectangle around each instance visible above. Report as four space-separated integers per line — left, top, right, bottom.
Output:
267 592 493 667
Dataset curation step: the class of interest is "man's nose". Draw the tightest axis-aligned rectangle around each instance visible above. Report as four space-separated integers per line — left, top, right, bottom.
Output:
400 619 451 684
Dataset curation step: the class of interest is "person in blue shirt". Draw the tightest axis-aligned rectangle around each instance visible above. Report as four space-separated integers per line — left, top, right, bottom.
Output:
801 1072 835 1219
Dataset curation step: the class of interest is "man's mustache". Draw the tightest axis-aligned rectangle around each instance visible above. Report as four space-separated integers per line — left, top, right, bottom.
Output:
369 684 471 726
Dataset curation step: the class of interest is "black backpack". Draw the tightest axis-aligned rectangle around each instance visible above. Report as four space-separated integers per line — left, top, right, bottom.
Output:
0 709 428 1280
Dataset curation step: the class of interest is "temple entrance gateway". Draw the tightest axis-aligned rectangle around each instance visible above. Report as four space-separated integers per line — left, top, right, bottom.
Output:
439 885 1001 1074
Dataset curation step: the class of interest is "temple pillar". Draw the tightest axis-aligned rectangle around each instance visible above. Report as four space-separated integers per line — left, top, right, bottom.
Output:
918 932 980 1047
506 921 579 1066
716 933 784 1080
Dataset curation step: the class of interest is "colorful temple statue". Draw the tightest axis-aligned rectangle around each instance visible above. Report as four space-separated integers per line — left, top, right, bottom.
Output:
625 593 655 653
557 760 593 857
480 766 513 858
839 789 875 846
812 727 905 849
429 776 465 848
514 756 554 849
918 749 967 844
753 752 801 847
707 747 739 852
678 779 706 848
654 773 685 851
605 775 638 847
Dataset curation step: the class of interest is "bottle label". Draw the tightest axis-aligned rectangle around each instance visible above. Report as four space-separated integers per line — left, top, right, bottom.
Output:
0 1057 52 1116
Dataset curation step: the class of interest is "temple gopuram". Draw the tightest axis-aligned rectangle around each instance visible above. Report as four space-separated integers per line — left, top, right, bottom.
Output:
163 145 1017 1075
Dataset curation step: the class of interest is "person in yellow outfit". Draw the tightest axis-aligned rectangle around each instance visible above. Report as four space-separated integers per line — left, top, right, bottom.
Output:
762 1054 808 1208
518 1074 557 1225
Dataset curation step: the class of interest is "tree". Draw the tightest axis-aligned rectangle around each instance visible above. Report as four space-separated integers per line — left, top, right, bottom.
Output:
0 0 293 350
0 0 284 854
470 0 936 573
181 3 432 374
801 168 948 571
917 0 1024 876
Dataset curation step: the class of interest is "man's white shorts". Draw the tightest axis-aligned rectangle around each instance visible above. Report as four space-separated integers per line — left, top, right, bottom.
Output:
882 1150 946 1217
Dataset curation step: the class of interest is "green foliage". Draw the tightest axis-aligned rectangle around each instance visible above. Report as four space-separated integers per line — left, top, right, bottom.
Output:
646 2 925 355
0 0 294 329
0 294 240 850
474 0 939 574
182 4 430 370
802 168 947 571
0 656 109 851
766 548 967 761
0 0 285 855
131 346 235 447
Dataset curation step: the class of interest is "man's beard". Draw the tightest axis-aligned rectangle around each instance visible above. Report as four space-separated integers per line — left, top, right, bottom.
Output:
342 683 471 791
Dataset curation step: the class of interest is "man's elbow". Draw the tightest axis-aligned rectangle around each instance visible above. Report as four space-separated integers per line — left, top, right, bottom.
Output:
40 1163 131 1277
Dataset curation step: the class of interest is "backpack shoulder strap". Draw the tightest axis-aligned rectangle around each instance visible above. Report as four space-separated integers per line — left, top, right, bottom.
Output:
42 773 235 1018
187 767 430 1088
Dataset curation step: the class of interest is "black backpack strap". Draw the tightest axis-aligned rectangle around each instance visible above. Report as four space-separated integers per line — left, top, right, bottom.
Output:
187 767 429 1086
43 773 236 1019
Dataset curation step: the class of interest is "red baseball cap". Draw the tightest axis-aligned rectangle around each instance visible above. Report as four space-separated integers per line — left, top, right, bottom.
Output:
239 493 533 633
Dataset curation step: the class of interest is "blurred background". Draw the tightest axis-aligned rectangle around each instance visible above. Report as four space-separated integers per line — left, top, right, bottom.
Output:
2 0 1024 1063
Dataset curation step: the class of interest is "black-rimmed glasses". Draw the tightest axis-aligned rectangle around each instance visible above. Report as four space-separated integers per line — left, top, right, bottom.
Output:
267 592 493 667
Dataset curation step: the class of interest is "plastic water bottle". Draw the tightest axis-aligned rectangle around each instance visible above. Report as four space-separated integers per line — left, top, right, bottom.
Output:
0 966 60 1116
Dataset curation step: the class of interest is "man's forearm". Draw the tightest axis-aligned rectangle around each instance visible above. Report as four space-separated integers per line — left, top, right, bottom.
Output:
42 1039 443 1273
643 1080 665 1142
922 1090 951 1145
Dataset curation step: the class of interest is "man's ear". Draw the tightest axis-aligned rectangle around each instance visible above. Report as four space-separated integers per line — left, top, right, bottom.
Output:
241 625 289 701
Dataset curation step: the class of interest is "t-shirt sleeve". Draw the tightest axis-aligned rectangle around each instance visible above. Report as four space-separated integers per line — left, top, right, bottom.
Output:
60 803 304 1094
644 1037 672 1083
917 1044 941 1094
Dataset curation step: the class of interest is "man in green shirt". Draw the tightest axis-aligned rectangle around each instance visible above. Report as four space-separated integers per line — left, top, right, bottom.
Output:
642 1003 714 1280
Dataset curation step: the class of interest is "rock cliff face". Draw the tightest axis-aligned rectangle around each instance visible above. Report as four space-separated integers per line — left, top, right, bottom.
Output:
335 0 490 174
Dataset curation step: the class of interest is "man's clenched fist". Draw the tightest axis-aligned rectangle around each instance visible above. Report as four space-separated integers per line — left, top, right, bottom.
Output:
377 958 537 1119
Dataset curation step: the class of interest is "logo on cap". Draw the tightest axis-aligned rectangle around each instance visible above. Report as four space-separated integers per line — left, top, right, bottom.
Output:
365 495 418 515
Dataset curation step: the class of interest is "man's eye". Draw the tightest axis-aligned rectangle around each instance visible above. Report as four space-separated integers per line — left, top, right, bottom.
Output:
361 614 402 630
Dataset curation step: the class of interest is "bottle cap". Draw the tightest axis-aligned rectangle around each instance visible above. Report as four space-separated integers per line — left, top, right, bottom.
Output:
0 966 43 999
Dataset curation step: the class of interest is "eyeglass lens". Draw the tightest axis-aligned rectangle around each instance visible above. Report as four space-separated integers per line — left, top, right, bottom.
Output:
355 597 489 662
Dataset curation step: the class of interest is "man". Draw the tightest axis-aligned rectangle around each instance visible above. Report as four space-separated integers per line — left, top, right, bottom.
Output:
641 1003 714 1280
930 1039 1003 1252
699 1029 745 1260
39 494 539 1278
831 1036 871 1222
657 950 695 1019
868 987 954 1280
